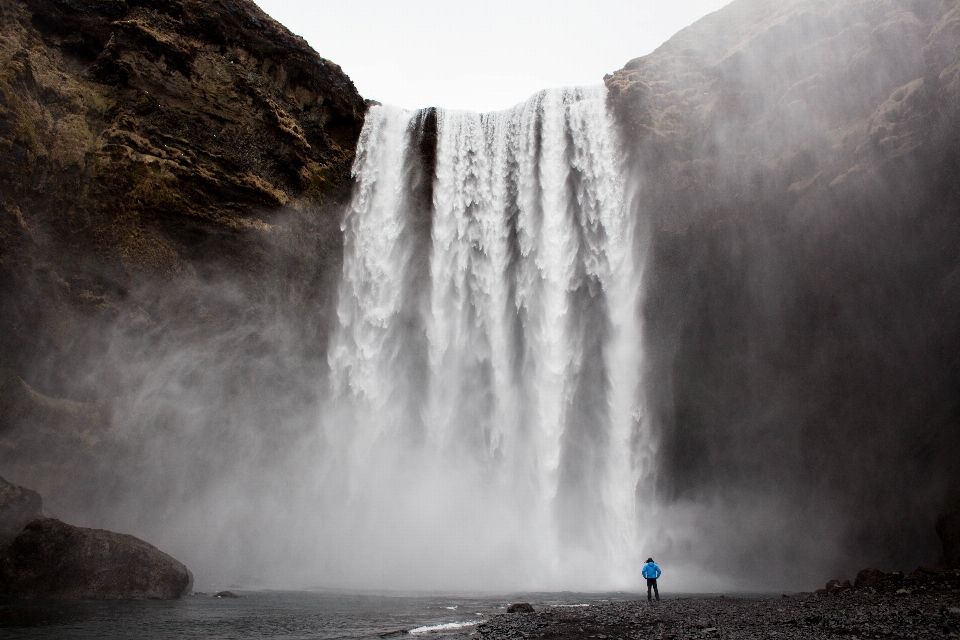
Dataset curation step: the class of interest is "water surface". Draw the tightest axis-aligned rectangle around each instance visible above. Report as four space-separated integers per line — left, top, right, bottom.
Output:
0 590 645 639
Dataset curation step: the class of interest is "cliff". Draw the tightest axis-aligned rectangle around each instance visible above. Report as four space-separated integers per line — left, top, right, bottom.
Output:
606 0 960 584
0 0 365 500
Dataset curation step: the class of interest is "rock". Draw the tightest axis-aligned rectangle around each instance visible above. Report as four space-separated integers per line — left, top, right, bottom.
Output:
855 568 891 589
0 518 190 599
826 578 852 593
936 503 960 567
507 602 535 613
214 590 239 598
0 476 42 548
908 565 947 583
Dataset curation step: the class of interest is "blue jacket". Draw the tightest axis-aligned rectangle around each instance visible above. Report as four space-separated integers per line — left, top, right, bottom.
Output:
642 561 662 579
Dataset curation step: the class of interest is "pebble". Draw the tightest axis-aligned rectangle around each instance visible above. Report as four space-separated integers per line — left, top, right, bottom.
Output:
464 570 960 640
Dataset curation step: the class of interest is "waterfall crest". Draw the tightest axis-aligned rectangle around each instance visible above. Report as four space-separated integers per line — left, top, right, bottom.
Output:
324 86 647 590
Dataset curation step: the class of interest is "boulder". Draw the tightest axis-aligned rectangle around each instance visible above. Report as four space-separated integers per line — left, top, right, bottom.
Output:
825 579 852 593
214 590 239 598
908 565 947 583
0 518 190 599
854 568 891 589
0 477 42 548
507 602 535 613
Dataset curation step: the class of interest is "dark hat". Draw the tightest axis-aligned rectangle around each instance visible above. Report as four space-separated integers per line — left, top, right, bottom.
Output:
646 557 653 563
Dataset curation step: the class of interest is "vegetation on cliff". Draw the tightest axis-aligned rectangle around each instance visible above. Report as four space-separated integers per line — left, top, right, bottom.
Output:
0 0 365 504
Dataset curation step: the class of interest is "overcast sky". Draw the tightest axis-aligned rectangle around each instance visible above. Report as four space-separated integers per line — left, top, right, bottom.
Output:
253 0 731 112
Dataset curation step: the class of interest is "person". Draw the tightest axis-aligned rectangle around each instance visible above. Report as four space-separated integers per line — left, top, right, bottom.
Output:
641 557 661 602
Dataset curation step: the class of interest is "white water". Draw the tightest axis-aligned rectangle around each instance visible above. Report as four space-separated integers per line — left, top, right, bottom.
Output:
322 86 648 590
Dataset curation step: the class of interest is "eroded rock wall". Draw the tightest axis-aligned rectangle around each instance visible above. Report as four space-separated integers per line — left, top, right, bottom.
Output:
607 0 960 585
0 0 365 511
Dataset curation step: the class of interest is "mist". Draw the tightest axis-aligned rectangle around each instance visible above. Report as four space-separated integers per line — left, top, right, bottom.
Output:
609 0 960 589
2 0 959 596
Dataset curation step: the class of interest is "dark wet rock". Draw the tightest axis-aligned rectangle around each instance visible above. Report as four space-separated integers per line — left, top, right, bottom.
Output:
937 499 960 567
0 477 42 548
507 602 535 613
0 518 190 600
824 579 853 594
214 590 239 598
908 565 947 583
854 568 890 589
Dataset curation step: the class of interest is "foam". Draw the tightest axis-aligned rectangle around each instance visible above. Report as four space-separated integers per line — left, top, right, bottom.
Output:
409 620 485 634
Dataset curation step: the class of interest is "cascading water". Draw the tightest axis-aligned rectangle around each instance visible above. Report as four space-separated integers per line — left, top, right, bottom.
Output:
323 86 648 590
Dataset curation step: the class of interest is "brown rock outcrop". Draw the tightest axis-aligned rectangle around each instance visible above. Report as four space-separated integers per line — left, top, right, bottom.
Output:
0 0 366 504
0 517 190 599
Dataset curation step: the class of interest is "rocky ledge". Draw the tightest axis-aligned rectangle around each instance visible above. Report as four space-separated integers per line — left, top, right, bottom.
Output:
479 572 960 640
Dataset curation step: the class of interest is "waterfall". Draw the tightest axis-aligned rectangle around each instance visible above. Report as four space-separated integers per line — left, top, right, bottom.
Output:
323 86 647 590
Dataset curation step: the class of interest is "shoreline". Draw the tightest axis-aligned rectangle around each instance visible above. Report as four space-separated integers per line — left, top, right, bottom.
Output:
478 574 960 639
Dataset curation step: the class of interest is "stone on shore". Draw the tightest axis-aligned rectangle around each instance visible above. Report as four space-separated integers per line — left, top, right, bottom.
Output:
507 602 535 613
853 568 890 589
0 518 190 600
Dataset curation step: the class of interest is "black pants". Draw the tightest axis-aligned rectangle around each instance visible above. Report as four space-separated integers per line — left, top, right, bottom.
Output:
646 578 659 601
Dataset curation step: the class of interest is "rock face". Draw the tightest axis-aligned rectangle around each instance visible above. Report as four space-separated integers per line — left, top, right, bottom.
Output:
0 0 366 506
0 476 42 547
937 496 960 566
606 0 960 583
0 518 190 599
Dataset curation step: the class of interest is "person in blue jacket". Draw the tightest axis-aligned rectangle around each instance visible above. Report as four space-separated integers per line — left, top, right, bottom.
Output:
641 557 661 602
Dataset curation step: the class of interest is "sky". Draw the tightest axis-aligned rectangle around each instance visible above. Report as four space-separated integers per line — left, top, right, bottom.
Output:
253 0 732 113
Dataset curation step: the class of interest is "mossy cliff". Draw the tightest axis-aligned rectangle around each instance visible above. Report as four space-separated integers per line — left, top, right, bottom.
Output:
606 0 960 582
0 0 365 500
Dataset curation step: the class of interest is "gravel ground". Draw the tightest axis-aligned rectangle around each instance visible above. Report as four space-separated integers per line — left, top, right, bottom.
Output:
473 571 960 639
